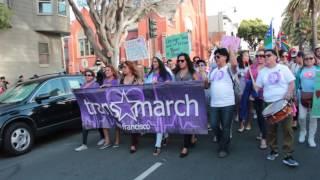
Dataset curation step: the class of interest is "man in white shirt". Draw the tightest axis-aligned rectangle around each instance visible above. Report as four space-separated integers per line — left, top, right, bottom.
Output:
256 49 298 167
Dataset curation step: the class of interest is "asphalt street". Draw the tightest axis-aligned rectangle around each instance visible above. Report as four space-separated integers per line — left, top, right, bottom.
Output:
0 122 319 180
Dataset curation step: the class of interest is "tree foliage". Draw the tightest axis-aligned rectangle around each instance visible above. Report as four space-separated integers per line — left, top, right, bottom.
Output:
68 0 182 67
282 0 320 49
237 19 268 49
0 4 12 29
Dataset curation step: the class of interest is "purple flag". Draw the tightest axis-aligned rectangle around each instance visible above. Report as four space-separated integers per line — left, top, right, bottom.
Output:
73 81 208 134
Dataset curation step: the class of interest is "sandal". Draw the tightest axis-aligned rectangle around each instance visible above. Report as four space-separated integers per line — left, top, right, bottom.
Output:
153 147 161 156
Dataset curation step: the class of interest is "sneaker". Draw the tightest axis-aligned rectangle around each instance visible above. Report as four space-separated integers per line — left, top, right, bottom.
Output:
266 151 279 161
298 133 306 143
97 139 105 146
99 143 112 149
112 144 120 148
308 138 317 148
75 144 88 152
218 150 228 158
282 156 299 167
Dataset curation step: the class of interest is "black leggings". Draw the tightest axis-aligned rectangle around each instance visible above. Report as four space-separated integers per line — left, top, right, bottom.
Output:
253 99 267 139
82 128 104 145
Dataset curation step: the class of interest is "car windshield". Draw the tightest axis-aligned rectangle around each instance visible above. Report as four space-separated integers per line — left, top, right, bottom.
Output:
0 82 39 103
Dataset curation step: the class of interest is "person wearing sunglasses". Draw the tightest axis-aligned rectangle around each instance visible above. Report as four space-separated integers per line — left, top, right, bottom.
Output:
173 53 199 158
279 50 289 66
296 52 318 148
256 49 299 167
207 47 238 158
145 57 172 156
242 49 267 149
75 69 105 152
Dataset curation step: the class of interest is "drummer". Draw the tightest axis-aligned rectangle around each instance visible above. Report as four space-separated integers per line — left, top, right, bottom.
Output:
255 49 299 167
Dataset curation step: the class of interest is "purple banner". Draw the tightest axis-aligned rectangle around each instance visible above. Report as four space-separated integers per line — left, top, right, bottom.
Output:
73 81 208 134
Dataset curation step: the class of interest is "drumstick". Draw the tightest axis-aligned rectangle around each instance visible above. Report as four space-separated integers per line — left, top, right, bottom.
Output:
246 62 259 92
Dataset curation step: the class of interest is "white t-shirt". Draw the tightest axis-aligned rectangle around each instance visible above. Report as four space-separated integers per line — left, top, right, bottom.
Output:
256 64 295 102
209 65 235 107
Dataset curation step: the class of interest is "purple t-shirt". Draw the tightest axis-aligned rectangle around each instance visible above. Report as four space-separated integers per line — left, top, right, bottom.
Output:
81 81 100 89
103 79 119 86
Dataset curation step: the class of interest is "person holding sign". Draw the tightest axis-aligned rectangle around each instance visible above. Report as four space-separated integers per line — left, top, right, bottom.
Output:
174 53 199 158
296 52 318 148
145 57 172 156
207 47 238 158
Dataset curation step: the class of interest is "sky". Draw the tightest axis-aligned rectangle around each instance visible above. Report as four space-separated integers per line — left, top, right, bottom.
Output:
206 0 290 34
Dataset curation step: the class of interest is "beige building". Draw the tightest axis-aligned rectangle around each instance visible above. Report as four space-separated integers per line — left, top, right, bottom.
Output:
0 0 70 85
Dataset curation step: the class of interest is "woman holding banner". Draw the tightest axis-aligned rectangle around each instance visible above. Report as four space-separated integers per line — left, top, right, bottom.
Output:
75 69 106 152
120 61 143 153
296 52 318 147
99 65 121 149
145 57 173 156
174 53 199 158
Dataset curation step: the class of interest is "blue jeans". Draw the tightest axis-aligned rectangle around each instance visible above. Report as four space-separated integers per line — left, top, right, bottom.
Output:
210 105 235 151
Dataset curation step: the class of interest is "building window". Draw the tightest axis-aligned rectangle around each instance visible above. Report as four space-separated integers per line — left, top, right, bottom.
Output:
39 43 49 65
78 38 94 56
58 0 66 16
38 0 52 14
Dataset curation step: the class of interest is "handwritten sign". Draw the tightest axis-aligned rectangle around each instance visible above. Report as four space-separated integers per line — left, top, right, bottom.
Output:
124 37 149 61
221 36 241 52
165 33 190 59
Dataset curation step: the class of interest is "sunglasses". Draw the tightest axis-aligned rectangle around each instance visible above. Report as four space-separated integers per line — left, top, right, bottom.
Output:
304 57 314 61
177 60 185 63
85 74 93 77
265 54 273 58
215 55 221 59
281 55 288 58
198 63 206 67
256 54 265 58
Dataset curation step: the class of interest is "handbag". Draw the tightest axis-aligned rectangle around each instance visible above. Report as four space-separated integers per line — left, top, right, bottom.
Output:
300 91 313 108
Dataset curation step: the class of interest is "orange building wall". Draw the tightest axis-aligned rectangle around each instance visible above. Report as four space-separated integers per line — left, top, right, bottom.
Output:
68 0 208 73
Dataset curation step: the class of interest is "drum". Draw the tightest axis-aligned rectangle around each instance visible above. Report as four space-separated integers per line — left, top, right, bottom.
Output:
262 99 292 124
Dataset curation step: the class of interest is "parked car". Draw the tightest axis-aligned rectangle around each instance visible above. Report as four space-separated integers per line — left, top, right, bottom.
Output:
0 73 84 156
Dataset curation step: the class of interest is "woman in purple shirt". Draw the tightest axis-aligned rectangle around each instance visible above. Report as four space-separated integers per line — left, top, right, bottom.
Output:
100 65 121 149
75 69 104 152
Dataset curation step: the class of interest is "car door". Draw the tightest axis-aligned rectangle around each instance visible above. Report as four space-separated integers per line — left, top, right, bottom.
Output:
32 78 71 128
63 76 84 121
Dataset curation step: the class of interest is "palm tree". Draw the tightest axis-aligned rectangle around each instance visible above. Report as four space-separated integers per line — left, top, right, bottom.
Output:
283 0 320 49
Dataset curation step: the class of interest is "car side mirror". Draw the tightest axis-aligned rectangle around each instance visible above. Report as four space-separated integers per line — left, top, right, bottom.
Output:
35 93 51 103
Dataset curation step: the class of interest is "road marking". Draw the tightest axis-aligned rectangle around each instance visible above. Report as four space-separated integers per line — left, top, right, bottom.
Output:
134 162 163 180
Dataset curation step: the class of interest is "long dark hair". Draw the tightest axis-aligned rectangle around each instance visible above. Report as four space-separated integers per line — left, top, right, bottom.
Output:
174 53 195 75
237 51 252 69
147 57 170 81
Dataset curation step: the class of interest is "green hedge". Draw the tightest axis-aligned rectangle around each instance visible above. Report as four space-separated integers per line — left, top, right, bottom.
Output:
0 4 12 29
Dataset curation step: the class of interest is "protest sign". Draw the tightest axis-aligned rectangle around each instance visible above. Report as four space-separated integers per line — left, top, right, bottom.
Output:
165 33 190 59
221 36 241 52
124 37 148 61
74 81 207 134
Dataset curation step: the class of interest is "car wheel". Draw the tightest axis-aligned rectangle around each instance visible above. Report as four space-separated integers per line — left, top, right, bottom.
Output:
3 122 34 156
